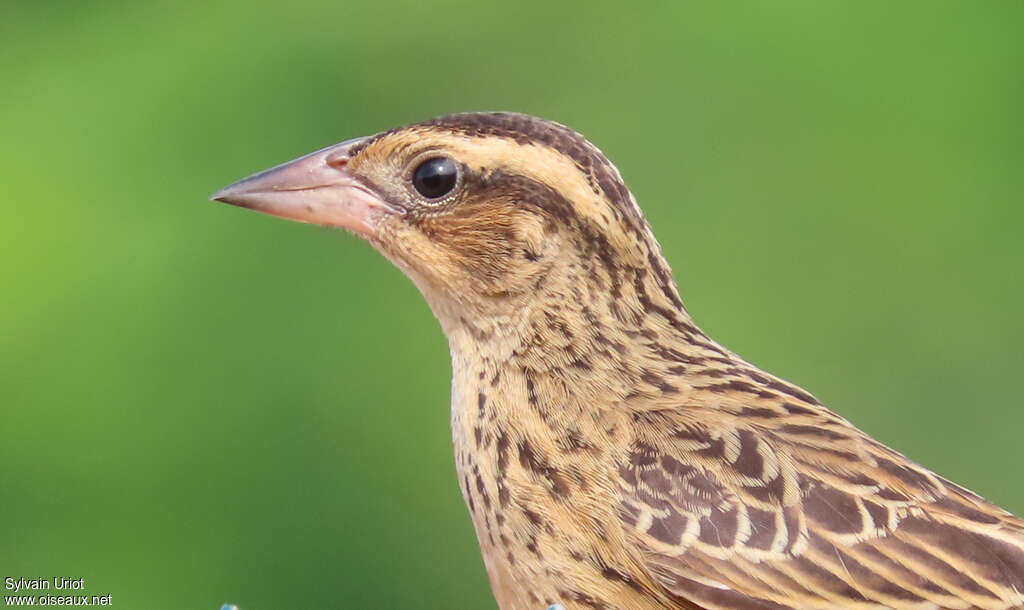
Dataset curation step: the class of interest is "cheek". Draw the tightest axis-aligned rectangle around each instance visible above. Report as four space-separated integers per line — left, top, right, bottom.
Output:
377 221 498 292
444 223 519 282
445 212 554 295
380 209 554 297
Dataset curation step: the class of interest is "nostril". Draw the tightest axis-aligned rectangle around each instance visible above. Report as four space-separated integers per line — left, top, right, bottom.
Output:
326 155 349 169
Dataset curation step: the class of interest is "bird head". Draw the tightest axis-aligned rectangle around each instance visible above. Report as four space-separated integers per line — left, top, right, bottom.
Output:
213 113 690 353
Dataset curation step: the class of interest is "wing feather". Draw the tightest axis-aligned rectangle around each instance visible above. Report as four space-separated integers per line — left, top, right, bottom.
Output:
618 399 1024 610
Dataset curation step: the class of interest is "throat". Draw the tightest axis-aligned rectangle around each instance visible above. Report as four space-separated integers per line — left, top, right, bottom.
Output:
443 261 710 452
447 339 636 589
445 295 694 607
444 252 710 394
441 255 759 606
438 237 740 473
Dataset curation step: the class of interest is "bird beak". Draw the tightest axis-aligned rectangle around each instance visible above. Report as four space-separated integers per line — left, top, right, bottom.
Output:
210 137 401 238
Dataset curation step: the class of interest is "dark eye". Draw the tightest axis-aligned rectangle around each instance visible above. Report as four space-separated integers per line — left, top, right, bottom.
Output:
412 157 458 200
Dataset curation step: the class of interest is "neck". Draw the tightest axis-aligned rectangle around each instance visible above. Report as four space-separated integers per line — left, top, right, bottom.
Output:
440 254 750 604
444 249 733 411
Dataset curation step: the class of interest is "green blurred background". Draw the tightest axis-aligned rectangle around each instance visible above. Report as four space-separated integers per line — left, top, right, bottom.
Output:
2 2 1022 608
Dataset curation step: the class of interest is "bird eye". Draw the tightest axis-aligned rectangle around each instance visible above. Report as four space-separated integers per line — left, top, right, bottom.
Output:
412 157 458 200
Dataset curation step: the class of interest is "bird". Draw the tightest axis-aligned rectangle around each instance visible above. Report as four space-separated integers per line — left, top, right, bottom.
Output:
212 112 1024 610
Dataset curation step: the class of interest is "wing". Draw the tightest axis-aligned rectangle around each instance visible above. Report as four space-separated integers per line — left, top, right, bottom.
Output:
617 395 1024 610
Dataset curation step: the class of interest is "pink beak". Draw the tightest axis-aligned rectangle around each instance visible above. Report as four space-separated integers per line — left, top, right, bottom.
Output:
210 137 401 238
